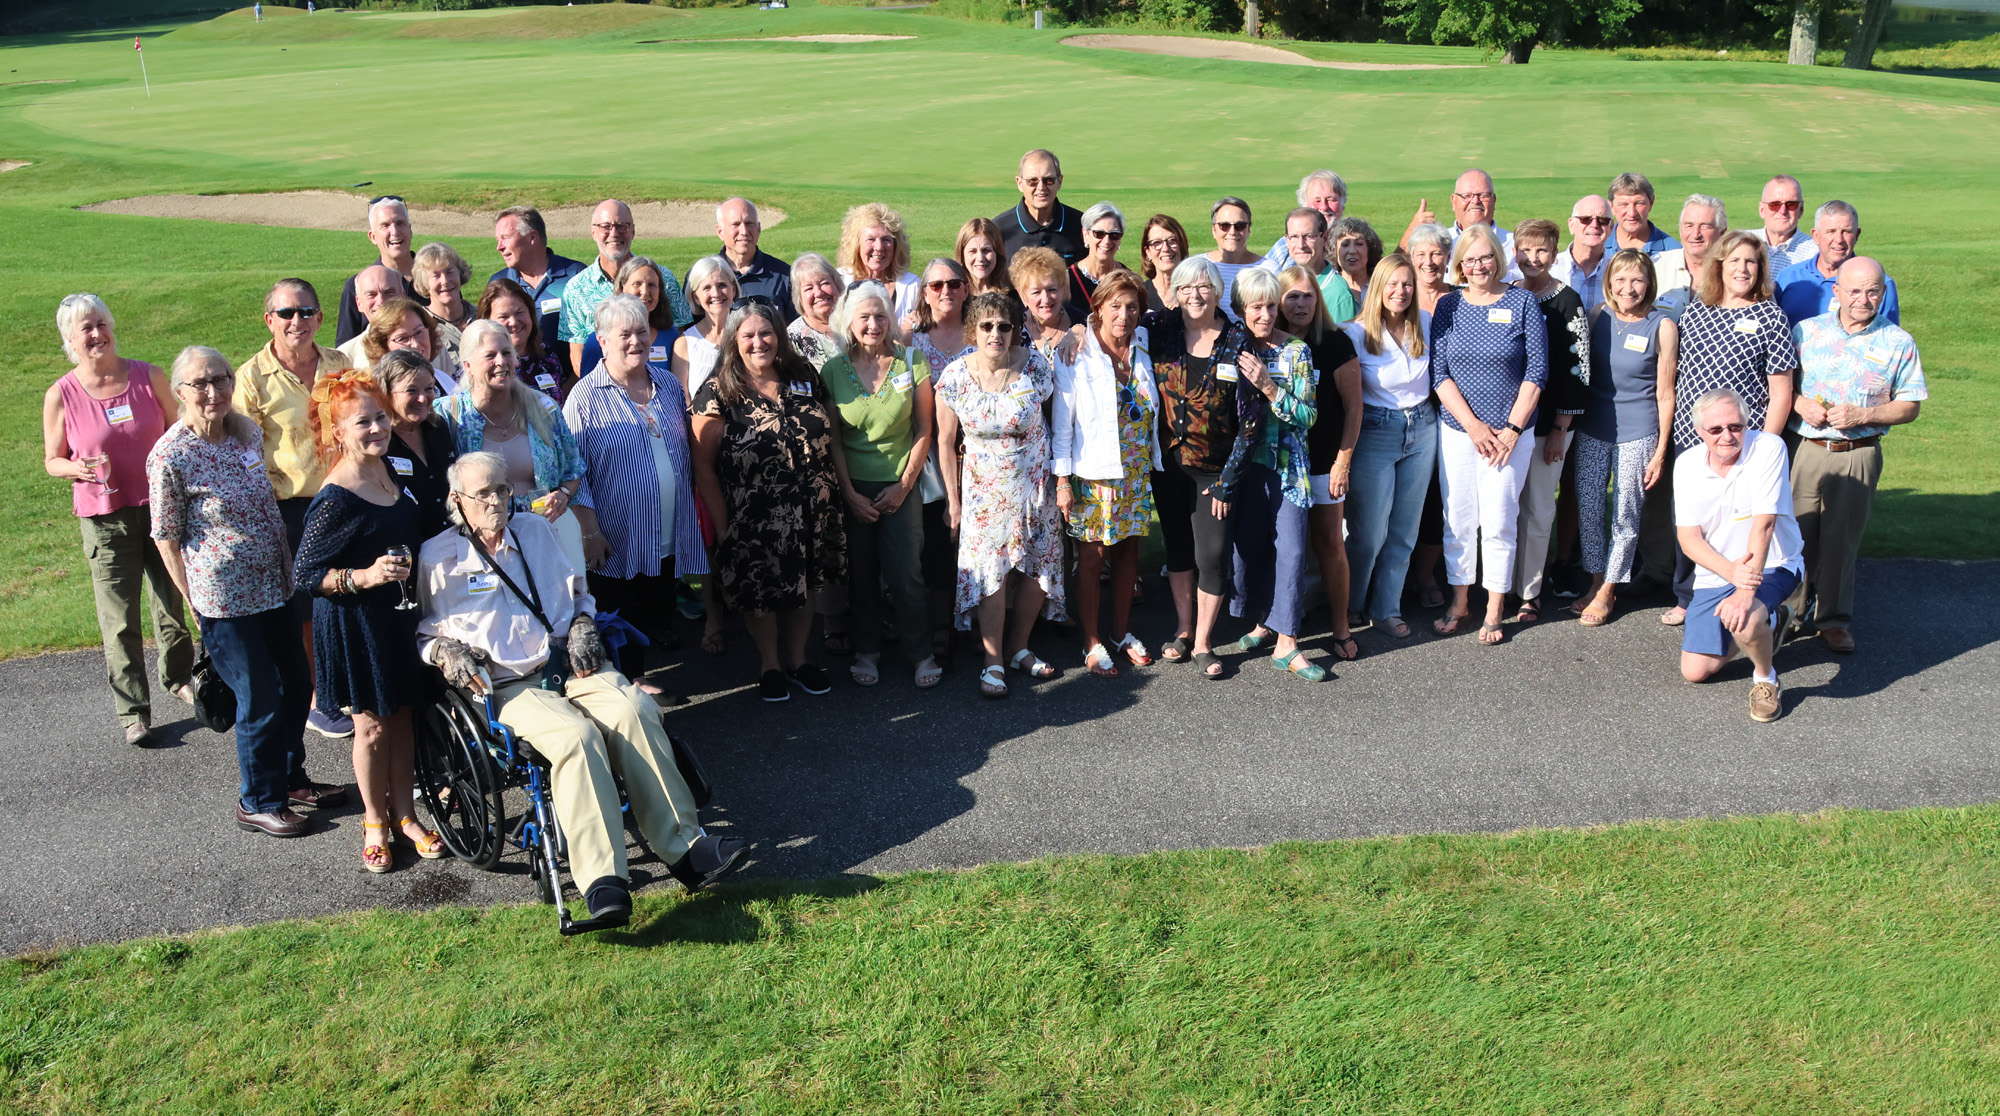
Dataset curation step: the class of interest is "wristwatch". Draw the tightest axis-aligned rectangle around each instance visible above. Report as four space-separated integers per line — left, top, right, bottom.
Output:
1502 421 1524 435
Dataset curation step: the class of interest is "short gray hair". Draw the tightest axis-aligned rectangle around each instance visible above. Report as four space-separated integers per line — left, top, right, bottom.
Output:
367 197 410 226
1407 222 1453 256
791 250 838 292
56 292 113 362
496 205 545 241
167 346 255 439
1691 388 1747 428
1682 193 1728 231
684 255 739 302
1296 169 1347 205
1231 265 1285 315
831 280 893 358
1814 199 1859 228
1080 201 1124 234
716 196 758 224
593 292 651 340
1168 255 1221 293
1608 172 1655 203
448 450 506 495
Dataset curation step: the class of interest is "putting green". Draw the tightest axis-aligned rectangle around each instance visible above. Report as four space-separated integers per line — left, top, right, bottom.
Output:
0 2 1994 657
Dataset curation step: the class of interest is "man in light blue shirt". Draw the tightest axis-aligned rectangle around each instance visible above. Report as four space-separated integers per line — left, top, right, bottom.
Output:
1260 169 1346 271
1550 194 1613 315
1776 200 1900 328
1754 175 1818 272
1609 172 1680 257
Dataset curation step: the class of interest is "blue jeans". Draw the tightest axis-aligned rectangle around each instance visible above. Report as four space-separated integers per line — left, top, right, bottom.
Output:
1229 464 1310 638
1345 402 1439 621
200 606 312 814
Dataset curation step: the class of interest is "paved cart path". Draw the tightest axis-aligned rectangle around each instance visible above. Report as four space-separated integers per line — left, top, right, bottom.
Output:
3 558 1994 952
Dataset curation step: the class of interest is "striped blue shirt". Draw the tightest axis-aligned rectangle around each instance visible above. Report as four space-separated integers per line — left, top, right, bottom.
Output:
562 363 710 581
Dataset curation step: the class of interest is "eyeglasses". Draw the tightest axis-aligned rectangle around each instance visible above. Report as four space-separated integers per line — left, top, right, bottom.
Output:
925 278 967 292
1700 423 1747 436
1213 221 1249 233
1763 200 1803 212
1144 238 1178 252
1572 215 1612 228
1454 191 1496 202
180 377 231 396
730 295 776 311
1019 176 1060 188
1460 254 1497 269
271 306 319 320
1177 282 1215 296
1088 229 1124 241
462 486 513 506
591 222 635 234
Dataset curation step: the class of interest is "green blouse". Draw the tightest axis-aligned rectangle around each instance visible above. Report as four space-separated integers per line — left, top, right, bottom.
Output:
822 347 931 483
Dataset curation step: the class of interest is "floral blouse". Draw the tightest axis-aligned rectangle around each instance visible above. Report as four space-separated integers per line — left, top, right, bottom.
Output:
1147 310 1249 474
146 423 291 619
435 388 589 513
1218 337 1318 508
788 318 841 373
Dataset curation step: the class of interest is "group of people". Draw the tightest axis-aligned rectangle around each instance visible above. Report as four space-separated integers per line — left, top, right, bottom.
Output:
40 151 1925 910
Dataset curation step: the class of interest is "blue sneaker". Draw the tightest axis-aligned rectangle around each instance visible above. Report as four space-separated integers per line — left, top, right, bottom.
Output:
307 708 354 738
675 580 706 621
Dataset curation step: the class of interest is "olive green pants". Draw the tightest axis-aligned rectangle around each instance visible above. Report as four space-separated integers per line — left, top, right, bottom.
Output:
79 506 196 728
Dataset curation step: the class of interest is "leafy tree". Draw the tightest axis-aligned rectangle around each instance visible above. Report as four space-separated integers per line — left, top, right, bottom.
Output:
1386 0 1642 63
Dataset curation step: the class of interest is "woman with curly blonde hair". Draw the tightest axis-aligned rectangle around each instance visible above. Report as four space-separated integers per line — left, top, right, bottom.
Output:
295 369 439 873
836 201 921 323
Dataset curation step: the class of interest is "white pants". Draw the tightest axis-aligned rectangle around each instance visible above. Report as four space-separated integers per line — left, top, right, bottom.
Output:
1438 424 1535 594
1510 432 1569 600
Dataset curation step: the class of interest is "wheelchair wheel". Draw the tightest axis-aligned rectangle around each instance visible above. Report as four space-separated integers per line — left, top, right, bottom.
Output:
415 690 505 870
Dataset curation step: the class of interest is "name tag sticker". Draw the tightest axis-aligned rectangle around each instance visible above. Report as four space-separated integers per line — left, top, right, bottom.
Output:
467 572 498 595
239 449 263 472
649 344 668 362
535 373 558 390
1487 307 1512 324
104 403 135 425
538 298 562 313
1622 332 1649 353
1214 365 1239 383
789 380 813 398
1734 317 1761 335
1864 348 1890 365
388 456 415 477
891 371 914 393
1010 385 1037 402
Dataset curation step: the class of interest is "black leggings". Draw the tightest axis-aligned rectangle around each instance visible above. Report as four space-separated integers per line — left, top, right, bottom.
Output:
1153 461 1230 597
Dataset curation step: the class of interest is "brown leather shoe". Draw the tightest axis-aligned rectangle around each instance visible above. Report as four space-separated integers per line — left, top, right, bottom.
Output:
123 723 158 748
1749 680 1782 723
288 782 350 809
1821 627 1856 654
237 805 313 837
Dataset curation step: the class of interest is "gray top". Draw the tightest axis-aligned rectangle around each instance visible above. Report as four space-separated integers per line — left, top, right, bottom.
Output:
1579 309 1665 445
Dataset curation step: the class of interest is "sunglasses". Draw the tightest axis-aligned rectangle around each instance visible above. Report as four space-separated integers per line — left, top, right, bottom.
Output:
1116 382 1147 424
1019 176 1060 188
1213 221 1249 233
271 306 319 320
369 194 404 206
974 319 1015 334
1764 200 1803 212
1088 229 1124 241
925 278 967 292
1572 215 1612 228
1701 422 1747 436
731 295 776 310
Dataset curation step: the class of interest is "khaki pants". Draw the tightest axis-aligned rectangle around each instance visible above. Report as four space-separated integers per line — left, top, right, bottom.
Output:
493 670 703 890
1511 433 1569 600
79 506 195 728
1791 438 1883 630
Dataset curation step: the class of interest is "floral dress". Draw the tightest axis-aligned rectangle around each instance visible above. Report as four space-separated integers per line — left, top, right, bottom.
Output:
1068 374 1158 545
691 374 847 614
787 318 841 373
935 352 1066 630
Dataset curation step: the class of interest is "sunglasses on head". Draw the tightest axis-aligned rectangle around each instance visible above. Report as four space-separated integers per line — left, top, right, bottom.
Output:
271 306 319 320
369 194 404 206
731 295 776 311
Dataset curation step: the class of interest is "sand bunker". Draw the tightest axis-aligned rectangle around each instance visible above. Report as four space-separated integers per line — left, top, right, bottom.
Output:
644 33 913 43
0 161 28 174
1062 34 1471 70
78 191 785 240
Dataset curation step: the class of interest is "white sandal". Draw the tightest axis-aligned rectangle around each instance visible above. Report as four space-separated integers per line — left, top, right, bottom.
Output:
849 653 880 687
914 656 944 689
1008 648 1057 679
1114 632 1154 666
978 664 1009 698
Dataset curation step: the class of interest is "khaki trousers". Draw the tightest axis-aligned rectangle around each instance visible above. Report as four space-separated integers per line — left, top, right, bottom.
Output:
1791 438 1883 629
79 505 195 727
493 670 703 890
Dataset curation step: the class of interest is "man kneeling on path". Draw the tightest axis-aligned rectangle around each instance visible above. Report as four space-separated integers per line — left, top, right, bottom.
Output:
417 452 744 926
1674 389 1803 723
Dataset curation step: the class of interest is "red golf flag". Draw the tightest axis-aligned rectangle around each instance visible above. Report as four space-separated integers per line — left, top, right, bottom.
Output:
134 37 142 52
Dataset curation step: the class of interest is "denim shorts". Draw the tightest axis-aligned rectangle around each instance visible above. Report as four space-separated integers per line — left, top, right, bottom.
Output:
1682 565 1801 657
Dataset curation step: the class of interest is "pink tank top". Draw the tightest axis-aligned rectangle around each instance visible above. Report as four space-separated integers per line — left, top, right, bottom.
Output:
58 361 168 518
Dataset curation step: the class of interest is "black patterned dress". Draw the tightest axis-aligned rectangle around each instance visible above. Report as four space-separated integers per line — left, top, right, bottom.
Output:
692 374 848 614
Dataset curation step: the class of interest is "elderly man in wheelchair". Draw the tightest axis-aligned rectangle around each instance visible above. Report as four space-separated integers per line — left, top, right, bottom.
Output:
417 451 745 930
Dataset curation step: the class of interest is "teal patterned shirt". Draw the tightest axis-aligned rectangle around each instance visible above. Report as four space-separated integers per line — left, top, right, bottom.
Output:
557 257 693 345
1218 337 1318 508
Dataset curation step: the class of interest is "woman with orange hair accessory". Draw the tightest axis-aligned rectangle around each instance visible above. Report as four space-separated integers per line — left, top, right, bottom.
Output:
294 369 440 874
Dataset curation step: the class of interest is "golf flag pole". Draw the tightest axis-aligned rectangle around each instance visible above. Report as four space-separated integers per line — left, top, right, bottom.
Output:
135 37 150 98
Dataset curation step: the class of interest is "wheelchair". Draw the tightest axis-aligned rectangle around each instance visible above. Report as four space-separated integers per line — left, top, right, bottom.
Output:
412 670 701 935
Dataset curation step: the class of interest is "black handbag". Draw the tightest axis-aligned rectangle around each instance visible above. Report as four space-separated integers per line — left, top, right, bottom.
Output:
189 653 237 733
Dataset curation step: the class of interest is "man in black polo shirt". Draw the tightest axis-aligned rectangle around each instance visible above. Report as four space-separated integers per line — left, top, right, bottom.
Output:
994 149 1086 265
716 197 795 323
334 196 415 345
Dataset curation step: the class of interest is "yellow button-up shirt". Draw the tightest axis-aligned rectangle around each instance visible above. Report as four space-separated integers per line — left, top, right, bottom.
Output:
232 341 351 501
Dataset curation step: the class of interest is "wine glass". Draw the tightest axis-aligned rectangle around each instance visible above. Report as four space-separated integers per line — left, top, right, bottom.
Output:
85 453 117 496
387 544 418 611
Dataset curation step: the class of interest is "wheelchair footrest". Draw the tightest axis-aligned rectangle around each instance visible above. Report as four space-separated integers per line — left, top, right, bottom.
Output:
559 912 630 936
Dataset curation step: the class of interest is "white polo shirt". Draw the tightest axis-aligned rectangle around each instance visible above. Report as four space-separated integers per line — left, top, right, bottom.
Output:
1672 430 1804 591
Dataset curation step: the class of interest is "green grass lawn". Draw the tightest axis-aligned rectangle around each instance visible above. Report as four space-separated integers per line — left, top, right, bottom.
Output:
1 2 1996 658
7 806 2000 1112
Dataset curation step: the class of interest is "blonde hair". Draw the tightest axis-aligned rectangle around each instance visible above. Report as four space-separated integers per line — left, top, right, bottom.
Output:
411 242 472 301
57 293 113 363
1006 246 1069 300
1276 264 1334 345
1447 224 1506 286
837 202 910 282
1603 249 1659 316
1693 229 1774 307
1358 252 1425 359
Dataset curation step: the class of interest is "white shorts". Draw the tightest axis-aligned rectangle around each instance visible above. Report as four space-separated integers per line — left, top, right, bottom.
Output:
1309 472 1346 507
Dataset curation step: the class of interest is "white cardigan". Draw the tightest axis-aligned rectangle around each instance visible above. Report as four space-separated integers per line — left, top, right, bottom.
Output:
1052 326 1164 481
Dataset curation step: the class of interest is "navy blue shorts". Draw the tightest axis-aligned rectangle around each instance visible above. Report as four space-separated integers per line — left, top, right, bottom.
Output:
1682 566 1801 657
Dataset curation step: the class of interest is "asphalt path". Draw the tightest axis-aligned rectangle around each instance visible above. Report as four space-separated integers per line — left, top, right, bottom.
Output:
4 557 1994 952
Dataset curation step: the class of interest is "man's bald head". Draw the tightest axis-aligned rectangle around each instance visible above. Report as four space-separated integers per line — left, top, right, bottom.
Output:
590 198 636 264
1834 255 1888 328
1451 168 1496 227
354 264 401 318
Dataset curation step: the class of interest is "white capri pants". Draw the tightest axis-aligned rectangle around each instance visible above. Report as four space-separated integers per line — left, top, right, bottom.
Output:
1438 423 1536 594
